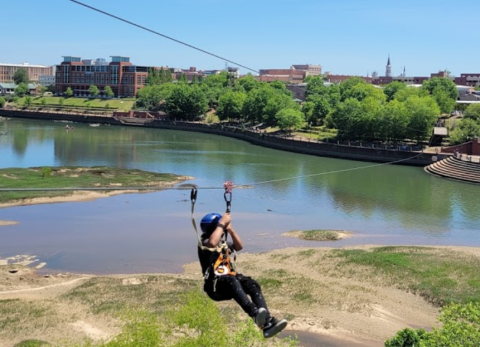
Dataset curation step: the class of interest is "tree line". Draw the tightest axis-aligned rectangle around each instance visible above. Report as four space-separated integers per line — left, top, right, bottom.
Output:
135 71 475 144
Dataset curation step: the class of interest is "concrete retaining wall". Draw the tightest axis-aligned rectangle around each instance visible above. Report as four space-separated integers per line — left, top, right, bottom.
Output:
0 109 437 166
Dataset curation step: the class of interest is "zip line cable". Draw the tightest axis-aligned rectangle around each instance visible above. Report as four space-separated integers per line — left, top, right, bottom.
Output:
0 1 435 193
0 146 427 192
68 0 260 75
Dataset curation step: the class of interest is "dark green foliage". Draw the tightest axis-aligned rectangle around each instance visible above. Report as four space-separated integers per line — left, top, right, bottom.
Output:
14 340 50 347
386 303 480 347
13 68 29 85
333 247 480 305
384 328 427 347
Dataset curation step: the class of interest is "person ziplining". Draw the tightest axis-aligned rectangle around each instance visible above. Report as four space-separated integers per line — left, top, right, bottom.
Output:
191 182 288 338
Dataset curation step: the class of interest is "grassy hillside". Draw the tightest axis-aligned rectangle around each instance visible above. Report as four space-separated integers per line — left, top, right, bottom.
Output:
12 96 135 112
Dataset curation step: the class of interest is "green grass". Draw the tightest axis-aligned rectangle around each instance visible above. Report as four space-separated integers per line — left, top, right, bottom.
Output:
61 283 298 347
0 299 56 336
293 230 343 241
61 276 198 316
0 166 183 204
14 340 50 347
13 96 135 112
332 246 480 306
294 126 337 141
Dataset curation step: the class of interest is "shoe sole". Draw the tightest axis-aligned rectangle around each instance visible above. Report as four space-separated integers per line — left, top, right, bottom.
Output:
263 319 288 338
255 308 268 328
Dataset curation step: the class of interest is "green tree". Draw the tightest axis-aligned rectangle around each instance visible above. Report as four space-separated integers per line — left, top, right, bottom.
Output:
448 119 480 144
339 77 367 101
41 97 47 106
202 84 226 109
46 84 56 93
276 108 305 132
263 91 298 126
13 68 29 85
404 95 440 142
394 86 429 102
135 84 175 111
384 81 407 102
305 95 331 126
159 68 167 84
65 87 73 97
217 91 247 121
433 89 456 114
165 69 173 83
238 74 259 93
146 68 161 86
59 98 64 106
305 75 328 99
331 97 364 140
204 72 229 89
422 77 458 100
268 80 292 97
422 77 458 114
343 83 386 103
166 84 208 120
88 85 99 97
103 85 114 98
14 83 28 97
378 99 409 142
0 97 5 108
463 103 480 121
177 73 188 84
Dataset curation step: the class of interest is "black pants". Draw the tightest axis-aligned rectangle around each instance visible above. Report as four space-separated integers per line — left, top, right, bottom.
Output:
204 273 269 318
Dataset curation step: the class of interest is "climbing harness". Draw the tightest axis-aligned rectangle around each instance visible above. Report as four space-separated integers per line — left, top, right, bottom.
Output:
191 181 238 289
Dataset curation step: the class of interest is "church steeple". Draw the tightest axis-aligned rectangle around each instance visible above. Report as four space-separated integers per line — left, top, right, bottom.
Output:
385 55 392 77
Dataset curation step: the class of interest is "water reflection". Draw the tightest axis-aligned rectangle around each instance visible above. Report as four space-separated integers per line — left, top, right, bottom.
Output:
1 118 480 273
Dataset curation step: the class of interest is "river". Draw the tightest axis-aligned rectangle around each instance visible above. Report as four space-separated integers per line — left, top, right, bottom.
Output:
1 118 479 274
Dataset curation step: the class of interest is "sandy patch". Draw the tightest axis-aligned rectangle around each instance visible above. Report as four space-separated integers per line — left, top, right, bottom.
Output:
2 245 479 346
283 230 352 241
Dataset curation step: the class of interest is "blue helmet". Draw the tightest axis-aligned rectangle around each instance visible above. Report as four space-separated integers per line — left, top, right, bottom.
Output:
200 212 222 235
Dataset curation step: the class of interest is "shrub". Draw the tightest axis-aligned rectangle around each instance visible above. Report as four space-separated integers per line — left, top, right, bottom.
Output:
41 167 52 178
385 302 480 347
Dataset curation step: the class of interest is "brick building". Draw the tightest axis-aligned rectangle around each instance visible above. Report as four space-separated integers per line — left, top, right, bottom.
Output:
258 69 307 83
0 62 53 83
326 74 373 84
55 56 150 97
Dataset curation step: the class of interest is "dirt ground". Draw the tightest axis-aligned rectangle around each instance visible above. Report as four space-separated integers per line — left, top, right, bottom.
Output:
3 245 479 346
1 194 479 346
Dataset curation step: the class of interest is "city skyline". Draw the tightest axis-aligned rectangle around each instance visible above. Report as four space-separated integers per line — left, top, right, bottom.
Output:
2 0 479 77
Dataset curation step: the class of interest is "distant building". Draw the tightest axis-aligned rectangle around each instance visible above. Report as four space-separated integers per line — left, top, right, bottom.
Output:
39 75 56 86
291 64 322 76
55 56 151 97
0 62 53 83
454 74 480 87
0 83 41 95
385 56 392 77
325 73 372 84
259 69 307 83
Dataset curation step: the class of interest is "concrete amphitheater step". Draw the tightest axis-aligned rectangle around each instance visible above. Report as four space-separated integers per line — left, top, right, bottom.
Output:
425 156 480 184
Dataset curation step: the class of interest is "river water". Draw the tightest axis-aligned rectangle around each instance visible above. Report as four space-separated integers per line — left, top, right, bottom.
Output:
1 118 479 274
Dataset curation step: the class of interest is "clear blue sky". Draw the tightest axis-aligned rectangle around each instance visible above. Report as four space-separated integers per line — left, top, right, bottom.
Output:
2 0 479 77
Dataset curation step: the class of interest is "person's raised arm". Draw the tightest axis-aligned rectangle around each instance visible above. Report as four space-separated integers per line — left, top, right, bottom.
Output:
204 213 231 248
226 223 243 251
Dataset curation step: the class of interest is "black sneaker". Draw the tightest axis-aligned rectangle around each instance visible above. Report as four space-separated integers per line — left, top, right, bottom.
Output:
254 307 268 328
263 317 288 338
